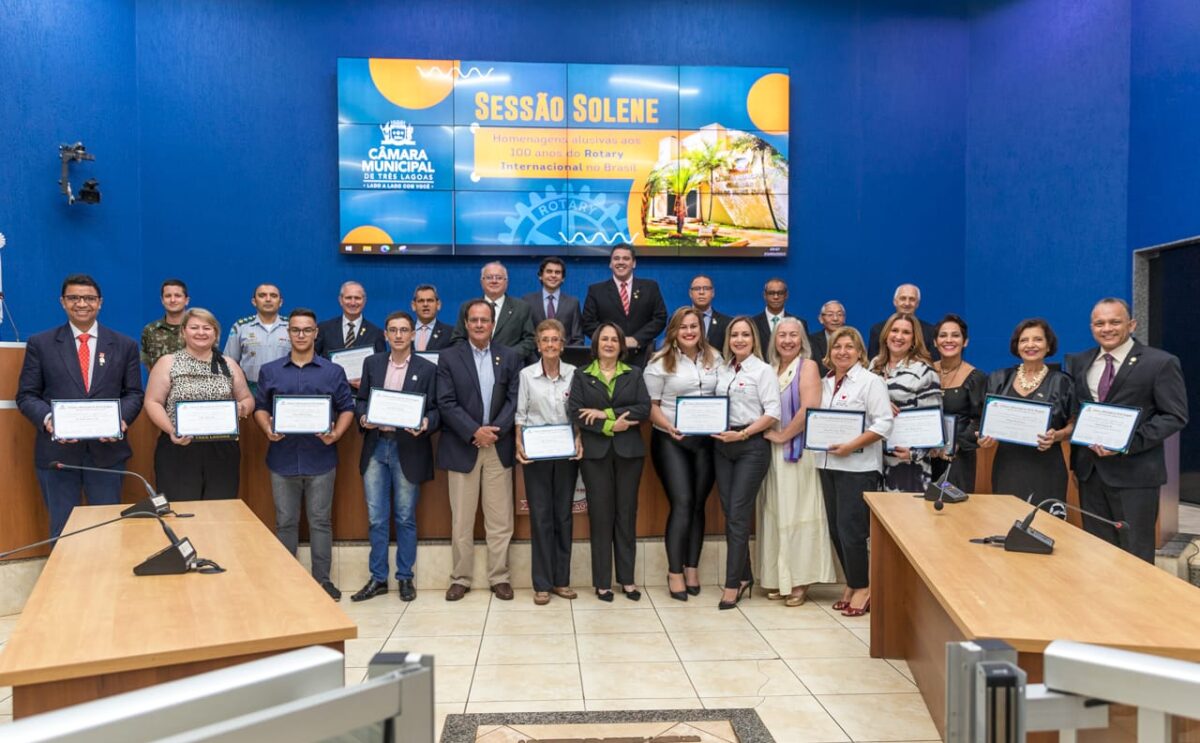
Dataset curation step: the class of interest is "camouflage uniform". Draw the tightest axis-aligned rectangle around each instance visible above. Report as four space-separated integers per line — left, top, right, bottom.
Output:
223 314 291 384
140 316 184 369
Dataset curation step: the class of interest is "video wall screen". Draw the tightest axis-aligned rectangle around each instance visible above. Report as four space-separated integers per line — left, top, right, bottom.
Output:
338 59 789 257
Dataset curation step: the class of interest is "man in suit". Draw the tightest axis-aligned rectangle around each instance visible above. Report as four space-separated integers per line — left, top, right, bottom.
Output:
1065 298 1188 563
581 245 667 367
314 281 386 372
867 283 937 361
751 277 807 351
452 262 536 360
351 310 440 603
809 300 846 375
17 274 145 539
522 256 583 346
689 274 732 351
437 299 524 602
411 284 454 352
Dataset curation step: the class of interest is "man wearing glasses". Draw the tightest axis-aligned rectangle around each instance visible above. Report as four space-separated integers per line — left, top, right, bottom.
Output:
224 283 291 389
688 274 731 350
751 278 807 350
451 262 536 361
17 274 144 539
809 300 847 375
253 309 355 600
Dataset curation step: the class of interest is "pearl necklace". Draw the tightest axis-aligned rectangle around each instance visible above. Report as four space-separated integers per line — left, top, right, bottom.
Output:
1015 364 1048 393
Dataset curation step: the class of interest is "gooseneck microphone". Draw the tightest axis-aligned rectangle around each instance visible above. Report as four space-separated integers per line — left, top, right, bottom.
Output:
1028 498 1127 531
47 461 193 517
979 494 1129 555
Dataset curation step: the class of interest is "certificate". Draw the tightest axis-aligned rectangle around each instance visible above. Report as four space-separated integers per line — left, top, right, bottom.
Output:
887 406 946 450
415 351 440 366
522 424 576 460
980 395 1052 447
804 408 866 451
272 395 332 434
366 388 425 429
1071 401 1141 453
942 414 958 456
328 347 374 381
51 399 122 440
674 396 729 435
175 400 239 439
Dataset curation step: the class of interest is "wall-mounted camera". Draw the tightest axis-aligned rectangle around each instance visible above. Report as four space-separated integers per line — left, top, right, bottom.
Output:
59 142 100 205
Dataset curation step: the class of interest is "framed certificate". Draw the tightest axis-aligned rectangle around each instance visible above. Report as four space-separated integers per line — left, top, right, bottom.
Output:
980 395 1053 447
942 414 958 456
328 347 375 381
1070 401 1141 453
272 395 332 435
365 388 425 429
415 351 440 366
887 406 946 450
522 424 576 460
51 399 122 441
175 399 239 439
804 408 866 451
674 396 729 435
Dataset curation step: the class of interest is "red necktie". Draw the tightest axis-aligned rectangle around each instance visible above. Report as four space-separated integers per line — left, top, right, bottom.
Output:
619 282 630 315
77 333 91 392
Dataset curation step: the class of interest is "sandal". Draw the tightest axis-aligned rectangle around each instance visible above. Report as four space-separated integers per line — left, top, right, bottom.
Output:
832 600 851 611
533 591 551 605
785 590 808 607
841 597 870 617
766 591 785 601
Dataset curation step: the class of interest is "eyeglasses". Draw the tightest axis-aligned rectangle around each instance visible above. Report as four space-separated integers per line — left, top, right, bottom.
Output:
63 295 100 305
482 274 506 281
690 286 713 292
386 327 413 335
765 290 787 297
822 311 846 318
287 327 317 336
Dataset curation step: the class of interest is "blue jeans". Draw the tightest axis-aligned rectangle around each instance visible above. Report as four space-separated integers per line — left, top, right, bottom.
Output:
363 438 421 582
36 453 126 539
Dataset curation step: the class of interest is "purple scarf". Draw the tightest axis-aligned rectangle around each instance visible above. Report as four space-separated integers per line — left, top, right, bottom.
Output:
779 366 804 462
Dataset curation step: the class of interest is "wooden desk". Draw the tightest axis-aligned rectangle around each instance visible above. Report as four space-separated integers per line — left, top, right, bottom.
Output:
0 500 357 718
867 492 1200 741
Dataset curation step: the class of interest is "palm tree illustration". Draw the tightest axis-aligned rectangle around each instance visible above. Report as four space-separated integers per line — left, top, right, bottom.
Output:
640 169 668 235
662 160 704 235
686 141 734 224
732 134 783 232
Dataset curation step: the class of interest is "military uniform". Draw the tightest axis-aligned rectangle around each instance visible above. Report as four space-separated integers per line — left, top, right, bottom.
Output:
140 316 184 369
224 314 291 384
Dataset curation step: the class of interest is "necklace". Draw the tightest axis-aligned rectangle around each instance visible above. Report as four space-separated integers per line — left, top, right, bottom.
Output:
1015 364 1048 392
939 361 963 387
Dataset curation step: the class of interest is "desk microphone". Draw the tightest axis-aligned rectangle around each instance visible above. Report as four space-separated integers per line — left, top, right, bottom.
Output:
1000 496 1127 555
924 462 968 511
1026 498 1126 531
47 461 193 518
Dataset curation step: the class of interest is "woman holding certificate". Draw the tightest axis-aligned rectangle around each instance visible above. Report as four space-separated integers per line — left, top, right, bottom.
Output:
712 317 780 610
870 313 942 492
515 319 582 606
644 307 720 601
568 322 651 602
978 319 1075 502
931 315 986 492
759 318 836 606
143 308 254 500
815 327 893 617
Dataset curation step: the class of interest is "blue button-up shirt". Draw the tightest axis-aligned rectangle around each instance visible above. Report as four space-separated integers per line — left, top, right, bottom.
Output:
472 343 495 425
255 354 355 477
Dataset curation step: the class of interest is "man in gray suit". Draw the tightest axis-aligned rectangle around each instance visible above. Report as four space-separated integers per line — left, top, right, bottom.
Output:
452 261 536 360
522 256 583 346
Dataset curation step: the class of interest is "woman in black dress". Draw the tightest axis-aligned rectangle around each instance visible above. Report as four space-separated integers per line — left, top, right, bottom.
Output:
977 318 1075 503
930 314 986 492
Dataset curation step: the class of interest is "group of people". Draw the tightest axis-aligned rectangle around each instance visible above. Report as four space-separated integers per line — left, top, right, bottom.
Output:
15 248 1188 617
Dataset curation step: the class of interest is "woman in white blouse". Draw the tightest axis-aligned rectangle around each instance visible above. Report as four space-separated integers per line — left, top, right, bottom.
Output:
712 317 781 610
645 307 721 600
815 327 894 617
515 319 582 606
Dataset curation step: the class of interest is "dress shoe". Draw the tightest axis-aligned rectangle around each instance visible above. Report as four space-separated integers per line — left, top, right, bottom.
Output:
686 585 701 596
621 586 642 601
718 579 753 610
551 586 577 599
595 588 614 602
351 578 388 602
491 582 514 601
533 591 551 605
398 579 416 602
321 581 342 601
445 584 469 601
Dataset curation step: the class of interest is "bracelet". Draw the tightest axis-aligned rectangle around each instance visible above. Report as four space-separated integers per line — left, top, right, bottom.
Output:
741 429 749 440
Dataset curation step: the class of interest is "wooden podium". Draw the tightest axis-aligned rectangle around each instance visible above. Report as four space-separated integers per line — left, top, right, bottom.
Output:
0 500 357 718
866 492 1200 741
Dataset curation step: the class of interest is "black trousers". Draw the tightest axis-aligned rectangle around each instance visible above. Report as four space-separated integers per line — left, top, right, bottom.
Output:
651 430 715 574
154 433 240 501
713 434 770 590
1078 476 1159 563
523 457 578 590
819 469 878 589
580 450 643 589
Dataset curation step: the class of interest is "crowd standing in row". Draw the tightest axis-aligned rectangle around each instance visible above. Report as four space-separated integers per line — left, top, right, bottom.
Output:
16 247 1187 615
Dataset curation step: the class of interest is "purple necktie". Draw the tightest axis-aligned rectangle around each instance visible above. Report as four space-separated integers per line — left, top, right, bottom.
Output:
1097 353 1116 401
546 295 556 319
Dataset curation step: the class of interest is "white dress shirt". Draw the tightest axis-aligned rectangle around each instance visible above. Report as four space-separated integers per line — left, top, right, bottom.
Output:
516 360 576 427
643 350 720 432
815 363 894 473
487 295 505 337
1086 337 1135 400
715 354 781 427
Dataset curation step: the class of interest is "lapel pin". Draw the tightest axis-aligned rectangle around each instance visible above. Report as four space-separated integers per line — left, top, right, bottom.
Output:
98 353 106 367
1129 357 1137 364
411 374 418 381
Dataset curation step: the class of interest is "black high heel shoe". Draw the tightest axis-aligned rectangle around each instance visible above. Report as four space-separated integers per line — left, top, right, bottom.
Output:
595 588 614 603
717 579 754 610
686 585 701 596
621 586 642 601
668 574 688 602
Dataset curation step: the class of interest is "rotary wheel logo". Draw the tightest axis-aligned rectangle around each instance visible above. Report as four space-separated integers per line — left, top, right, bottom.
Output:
499 185 629 246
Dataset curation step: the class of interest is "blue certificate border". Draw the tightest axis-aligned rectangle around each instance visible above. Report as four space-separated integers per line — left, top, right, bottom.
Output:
803 407 866 451
271 395 333 435
942 413 958 456
50 398 123 441
174 399 239 439
979 394 1052 448
521 423 577 461
365 388 426 429
1069 401 1141 453
674 395 729 435
887 404 946 451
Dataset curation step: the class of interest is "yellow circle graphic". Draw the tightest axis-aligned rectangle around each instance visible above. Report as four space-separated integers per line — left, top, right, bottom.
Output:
368 58 457 110
746 73 790 135
342 225 394 244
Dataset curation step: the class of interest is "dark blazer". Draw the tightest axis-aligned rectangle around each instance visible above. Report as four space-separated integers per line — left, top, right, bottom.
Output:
355 352 440 483
581 277 667 367
314 316 386 358
808 329 830 376
751 311 808 351
522 290 584 346
868 317 938 362
1065 341 1188 488
567 366 651 459
703 309 734 352
416 319 455 352
452 295 536 360
16 323 145 468
435 341 523 472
